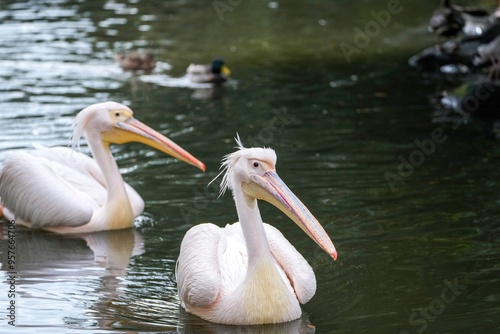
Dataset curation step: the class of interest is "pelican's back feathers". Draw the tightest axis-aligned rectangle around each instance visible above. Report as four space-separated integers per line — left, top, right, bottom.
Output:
0 150 95 227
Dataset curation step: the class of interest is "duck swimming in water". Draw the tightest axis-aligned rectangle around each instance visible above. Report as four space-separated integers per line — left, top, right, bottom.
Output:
115 51 156 73
186 58 231 84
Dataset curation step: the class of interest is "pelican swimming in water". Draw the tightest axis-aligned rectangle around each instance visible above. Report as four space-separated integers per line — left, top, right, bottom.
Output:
0 101 205 234
176 138 337 325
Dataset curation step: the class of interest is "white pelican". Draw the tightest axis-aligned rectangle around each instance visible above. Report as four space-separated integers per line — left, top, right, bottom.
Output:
176 139 337 325
0 101 205 234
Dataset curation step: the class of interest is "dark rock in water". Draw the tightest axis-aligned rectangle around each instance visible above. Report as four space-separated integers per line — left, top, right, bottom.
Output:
429 0 465 38
409 39 479 72
428 0 490 38
431 82 500 136
410 22 500 74
434 81 500 139
409 45 467 72
437 81 500 118
459 81 500 117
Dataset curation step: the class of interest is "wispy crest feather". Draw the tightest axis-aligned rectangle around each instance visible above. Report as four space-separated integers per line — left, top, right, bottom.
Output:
208 134 277 198
71 117 83 150
209 134 246 198
70 106 93 150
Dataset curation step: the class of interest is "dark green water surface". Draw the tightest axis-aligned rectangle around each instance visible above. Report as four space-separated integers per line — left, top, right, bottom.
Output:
0 0 499 333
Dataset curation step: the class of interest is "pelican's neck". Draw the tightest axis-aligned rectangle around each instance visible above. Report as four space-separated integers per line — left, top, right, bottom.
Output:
233 185 274 265
228 183 299 324
86 134 134 230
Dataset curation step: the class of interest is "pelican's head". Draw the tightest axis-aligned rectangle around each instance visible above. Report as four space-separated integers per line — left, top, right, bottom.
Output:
72 101 206 171
218 136 337 260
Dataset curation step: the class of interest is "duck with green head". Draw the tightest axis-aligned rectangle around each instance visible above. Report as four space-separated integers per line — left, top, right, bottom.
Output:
187 57 231 84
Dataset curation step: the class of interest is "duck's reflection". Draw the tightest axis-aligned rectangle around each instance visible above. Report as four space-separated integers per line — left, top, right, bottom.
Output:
190 85 227 100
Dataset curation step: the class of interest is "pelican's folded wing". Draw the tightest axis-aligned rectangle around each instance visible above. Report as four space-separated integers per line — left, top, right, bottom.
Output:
0 151 102 228
176 223 222 308
31 145 144 217
264 223 317 304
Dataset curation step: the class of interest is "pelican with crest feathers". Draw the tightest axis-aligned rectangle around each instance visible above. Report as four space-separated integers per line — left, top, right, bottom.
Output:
176 138 337 325
0 101 205 234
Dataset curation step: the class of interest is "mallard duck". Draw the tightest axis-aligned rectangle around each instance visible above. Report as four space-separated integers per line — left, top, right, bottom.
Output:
114 51 156 72
186 58 231 84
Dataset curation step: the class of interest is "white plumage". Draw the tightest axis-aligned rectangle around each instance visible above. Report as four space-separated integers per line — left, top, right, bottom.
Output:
0 101 205 233
176 139 337 325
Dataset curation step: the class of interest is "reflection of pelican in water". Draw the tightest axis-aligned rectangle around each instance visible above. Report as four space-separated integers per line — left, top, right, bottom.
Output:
177 310 316 333
0 227 146 330
0 228 143 277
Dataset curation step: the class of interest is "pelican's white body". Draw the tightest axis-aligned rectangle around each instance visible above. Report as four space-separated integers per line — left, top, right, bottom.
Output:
177 221 316 325
0 145 142 233
175 143 336 325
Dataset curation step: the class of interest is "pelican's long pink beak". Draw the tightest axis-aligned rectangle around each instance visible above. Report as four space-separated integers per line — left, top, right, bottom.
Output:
243 171 337 260
103 117 206 171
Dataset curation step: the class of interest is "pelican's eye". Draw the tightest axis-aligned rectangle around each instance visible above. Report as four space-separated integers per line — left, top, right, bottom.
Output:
115 112 120 117
253 162 259 168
